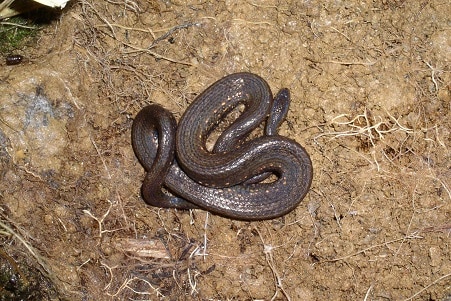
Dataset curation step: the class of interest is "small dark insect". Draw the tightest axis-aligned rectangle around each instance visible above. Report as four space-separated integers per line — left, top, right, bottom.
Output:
6 54 24 66
168 37 175 44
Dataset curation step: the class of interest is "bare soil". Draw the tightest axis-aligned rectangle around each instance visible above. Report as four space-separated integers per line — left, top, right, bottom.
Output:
0 1 450 300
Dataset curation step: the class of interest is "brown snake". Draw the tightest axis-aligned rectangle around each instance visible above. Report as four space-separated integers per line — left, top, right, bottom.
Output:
131 72 313 220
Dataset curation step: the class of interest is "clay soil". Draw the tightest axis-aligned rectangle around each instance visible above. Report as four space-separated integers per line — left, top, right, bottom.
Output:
0 0 450 300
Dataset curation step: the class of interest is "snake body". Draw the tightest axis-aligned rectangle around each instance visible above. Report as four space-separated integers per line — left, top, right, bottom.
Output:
132 72 313 220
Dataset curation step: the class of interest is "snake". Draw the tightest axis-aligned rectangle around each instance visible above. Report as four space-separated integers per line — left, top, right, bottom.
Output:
131 72 313 220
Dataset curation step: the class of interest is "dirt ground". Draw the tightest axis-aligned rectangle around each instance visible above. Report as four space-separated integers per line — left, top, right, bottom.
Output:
1 0 450 300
